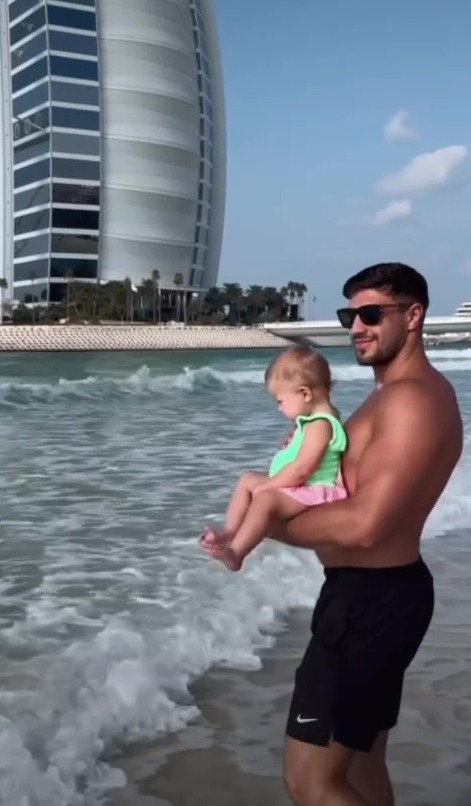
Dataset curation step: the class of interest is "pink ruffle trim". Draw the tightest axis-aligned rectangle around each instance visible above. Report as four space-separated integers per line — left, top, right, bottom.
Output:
281 482 347 506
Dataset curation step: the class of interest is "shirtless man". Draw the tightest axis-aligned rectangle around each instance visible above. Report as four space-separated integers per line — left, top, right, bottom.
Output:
203 262 463 805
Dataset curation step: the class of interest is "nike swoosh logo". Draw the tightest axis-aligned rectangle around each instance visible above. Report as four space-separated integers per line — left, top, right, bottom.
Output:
296 715 318 723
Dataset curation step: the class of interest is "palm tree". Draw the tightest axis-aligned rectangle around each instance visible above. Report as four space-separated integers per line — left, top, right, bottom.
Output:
245 284 266 324
151 269 160 324
286 282 298 318
204 286 225 315
262 286 284 320
0 277 7 325
296 282 308 318
222 282 244 323
173 272 184 321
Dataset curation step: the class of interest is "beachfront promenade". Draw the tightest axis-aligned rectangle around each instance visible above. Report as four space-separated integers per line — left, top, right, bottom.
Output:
0 325 291 352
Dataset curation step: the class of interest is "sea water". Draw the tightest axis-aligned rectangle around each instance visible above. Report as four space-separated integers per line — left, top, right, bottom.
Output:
0 347 470 806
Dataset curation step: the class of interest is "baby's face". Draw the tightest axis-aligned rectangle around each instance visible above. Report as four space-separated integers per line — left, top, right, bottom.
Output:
268 380 311 420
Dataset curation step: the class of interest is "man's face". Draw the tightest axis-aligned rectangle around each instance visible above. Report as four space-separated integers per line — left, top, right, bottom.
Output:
343 289 420 367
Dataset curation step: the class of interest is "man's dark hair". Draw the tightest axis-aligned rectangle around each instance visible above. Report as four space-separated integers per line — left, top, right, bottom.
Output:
342 262 429 311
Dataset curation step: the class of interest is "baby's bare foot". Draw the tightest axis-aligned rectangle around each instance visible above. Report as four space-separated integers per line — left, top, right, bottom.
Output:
209 543 243 572
199 526 233 549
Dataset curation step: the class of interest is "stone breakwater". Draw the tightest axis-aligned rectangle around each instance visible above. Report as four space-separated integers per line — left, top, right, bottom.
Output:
0 325 291 352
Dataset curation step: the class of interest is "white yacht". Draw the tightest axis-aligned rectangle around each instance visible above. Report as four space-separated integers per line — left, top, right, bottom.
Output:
454 299 471 317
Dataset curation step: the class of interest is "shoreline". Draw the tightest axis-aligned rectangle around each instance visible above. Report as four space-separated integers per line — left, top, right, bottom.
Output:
0 325 290 353
112 535 471 806
0 324 469 353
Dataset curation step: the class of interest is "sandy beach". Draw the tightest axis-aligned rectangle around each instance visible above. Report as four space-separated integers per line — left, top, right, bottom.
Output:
112 533 471 806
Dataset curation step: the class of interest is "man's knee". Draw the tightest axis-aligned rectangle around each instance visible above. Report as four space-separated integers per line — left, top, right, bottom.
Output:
284 770 329 806
284 737 351 806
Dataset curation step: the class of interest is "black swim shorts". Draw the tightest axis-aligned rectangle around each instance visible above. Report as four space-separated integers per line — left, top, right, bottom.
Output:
286 557 434 752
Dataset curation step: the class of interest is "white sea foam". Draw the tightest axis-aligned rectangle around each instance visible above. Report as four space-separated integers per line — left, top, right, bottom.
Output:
0 347 470 407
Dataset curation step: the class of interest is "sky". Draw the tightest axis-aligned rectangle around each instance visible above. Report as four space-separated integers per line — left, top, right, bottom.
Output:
213 0 471 317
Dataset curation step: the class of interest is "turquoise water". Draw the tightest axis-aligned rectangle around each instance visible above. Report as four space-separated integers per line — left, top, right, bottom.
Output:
0 347 470 806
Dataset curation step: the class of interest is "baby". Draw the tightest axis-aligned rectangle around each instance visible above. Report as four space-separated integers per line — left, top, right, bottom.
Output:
200 346 347 570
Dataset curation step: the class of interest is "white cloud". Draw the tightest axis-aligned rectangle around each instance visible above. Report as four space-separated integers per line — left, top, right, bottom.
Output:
370 199 412 226
377 145 468 196
384 111 418 142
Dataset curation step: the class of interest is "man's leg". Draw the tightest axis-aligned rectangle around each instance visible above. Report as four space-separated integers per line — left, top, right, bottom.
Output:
284 736 368 806
348 731 394 806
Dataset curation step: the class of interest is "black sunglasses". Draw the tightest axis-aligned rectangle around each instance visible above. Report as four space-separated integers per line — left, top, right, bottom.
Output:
336 303 411 329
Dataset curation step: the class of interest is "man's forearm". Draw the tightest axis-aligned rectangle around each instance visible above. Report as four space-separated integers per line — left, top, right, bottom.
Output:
269 498 367 550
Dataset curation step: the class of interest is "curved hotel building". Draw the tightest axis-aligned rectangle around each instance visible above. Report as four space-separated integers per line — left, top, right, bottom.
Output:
0 0 226 304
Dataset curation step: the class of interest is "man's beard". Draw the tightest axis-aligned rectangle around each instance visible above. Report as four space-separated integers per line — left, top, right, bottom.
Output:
354 341 401 367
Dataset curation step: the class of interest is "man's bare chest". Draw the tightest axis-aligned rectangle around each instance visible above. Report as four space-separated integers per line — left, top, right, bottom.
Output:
342 399 376 491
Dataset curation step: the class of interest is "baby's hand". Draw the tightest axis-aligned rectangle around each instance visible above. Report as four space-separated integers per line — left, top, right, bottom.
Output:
280 427 295 448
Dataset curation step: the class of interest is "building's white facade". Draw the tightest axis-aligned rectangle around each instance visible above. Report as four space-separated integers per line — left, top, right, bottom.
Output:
1 0 226 303
98 0 226 289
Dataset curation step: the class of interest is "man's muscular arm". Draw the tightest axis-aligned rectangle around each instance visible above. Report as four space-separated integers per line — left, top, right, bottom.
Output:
270 382 445 550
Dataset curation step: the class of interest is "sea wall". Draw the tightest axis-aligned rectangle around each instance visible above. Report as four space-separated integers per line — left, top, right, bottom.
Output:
0 325 291 352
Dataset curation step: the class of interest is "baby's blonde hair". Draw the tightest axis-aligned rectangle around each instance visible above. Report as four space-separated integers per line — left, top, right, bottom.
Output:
264 346 333 393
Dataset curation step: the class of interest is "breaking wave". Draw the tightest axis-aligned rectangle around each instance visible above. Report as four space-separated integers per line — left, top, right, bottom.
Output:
1 347 470 407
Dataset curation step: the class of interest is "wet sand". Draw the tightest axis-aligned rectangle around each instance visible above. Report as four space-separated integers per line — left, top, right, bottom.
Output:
112 534 471 806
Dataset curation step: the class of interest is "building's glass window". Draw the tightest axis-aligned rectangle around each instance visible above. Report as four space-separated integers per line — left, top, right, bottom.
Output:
52 107 99 131
51 80 99 106
52 208 99 230
14 157 50 189
10 31 47 70
12 56 48 94
14 282 49 303
13 107 50 141
50 257 98 278
8 0 41 24
50 56 98 82
52 131 100 156
12 82 49 117
14 258 49 283
14 208 51 236
47 5 96 31
51 233 98 253
202 75 211 98
52 158 99 181
52 0 96 5
10 7 46 46
202 96 212 118
52 183 99 205
14 133 49 165
49 30 98 56
14 233 50 259
14 182 50 212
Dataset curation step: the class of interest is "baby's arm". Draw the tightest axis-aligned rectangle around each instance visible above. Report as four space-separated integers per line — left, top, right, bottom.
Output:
254 420 331 493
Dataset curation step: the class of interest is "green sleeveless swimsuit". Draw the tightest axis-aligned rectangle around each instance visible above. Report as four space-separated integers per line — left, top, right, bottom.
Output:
268 413 347 487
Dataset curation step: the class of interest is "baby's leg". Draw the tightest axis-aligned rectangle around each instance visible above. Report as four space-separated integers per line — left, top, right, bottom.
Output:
211 491 308 571
224 471 268 534
201 471 267 548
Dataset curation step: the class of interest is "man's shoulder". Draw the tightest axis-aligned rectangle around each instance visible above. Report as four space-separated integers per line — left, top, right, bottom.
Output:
374 371 461 435
377 371 456 409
